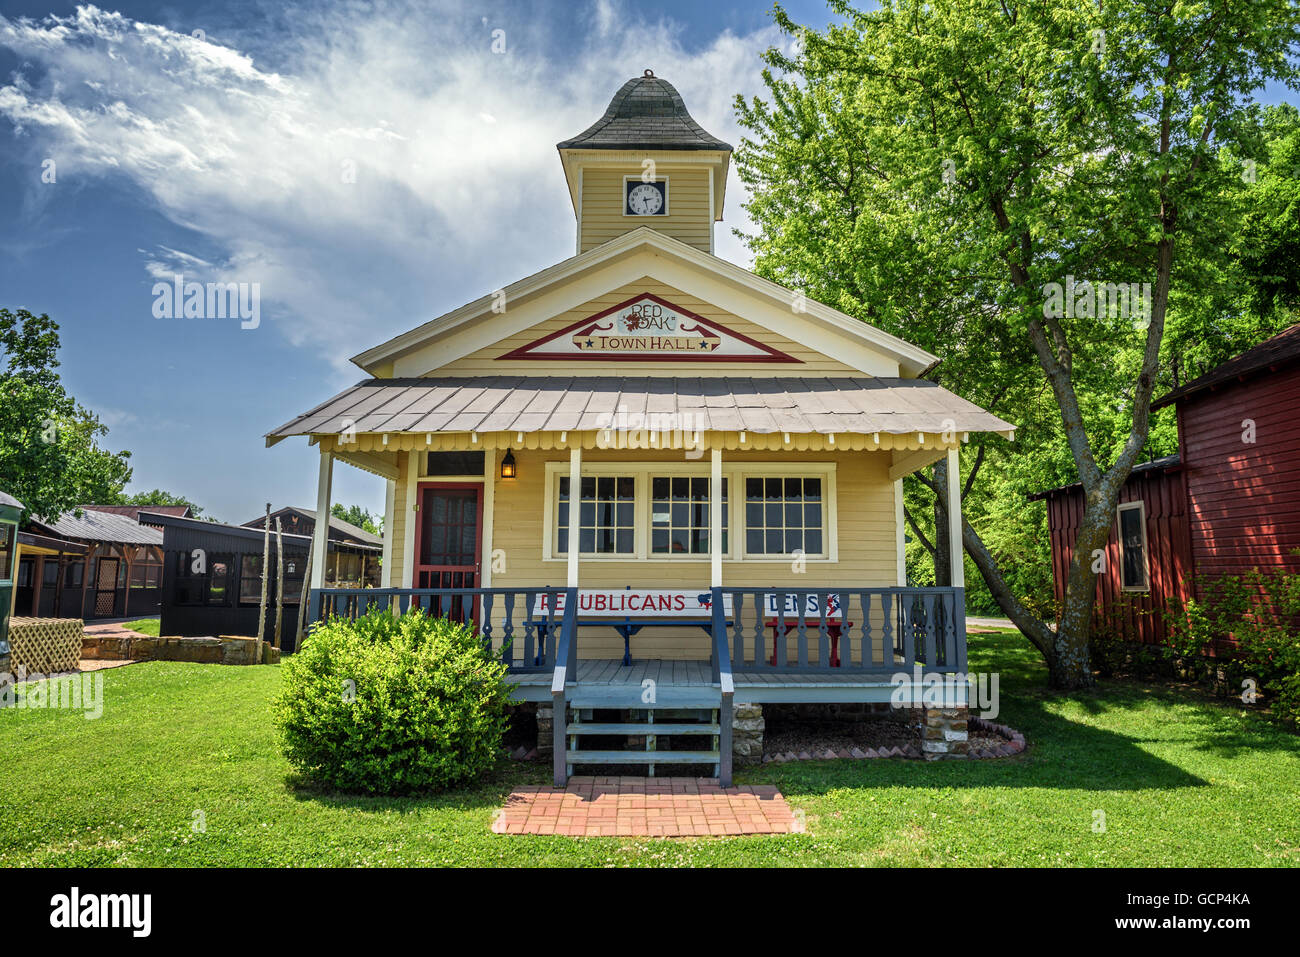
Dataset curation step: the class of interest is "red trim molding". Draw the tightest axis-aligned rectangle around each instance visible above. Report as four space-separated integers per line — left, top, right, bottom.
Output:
499 292 800 363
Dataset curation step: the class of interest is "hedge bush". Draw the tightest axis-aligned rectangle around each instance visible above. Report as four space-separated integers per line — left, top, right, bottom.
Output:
272 608 514 794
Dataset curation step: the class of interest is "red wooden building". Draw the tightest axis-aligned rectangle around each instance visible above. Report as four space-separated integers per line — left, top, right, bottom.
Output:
1032 324 1300 645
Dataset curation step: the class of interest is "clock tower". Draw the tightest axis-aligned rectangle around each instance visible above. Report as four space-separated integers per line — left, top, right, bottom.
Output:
557 70 732 255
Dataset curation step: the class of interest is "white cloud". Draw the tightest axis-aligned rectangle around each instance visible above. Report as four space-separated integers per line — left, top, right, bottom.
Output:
0 2 778 375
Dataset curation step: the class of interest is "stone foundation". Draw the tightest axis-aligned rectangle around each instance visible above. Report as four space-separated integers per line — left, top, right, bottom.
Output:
732 703 765 766
82 634 279 665
536 704 554 760
921 706 969 759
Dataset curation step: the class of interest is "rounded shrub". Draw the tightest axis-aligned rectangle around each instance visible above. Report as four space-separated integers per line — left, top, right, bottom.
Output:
272 608 514 794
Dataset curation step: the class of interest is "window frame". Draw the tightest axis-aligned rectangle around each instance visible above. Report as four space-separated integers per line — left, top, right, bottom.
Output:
1116 500 1150 592
622 175 670 217
542 461 836 563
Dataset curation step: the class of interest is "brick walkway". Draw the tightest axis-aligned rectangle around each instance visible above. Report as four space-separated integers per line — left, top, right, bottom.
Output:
492 776 799 837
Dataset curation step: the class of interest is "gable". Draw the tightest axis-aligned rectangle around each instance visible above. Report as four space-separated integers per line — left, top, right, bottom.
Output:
422 279 865 377
372 232 931 378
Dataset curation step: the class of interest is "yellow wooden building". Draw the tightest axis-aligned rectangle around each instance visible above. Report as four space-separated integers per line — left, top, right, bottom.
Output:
268 71 1013 783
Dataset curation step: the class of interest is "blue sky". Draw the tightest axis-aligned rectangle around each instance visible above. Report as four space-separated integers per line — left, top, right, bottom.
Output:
0 0 839 523
0 1 1294 525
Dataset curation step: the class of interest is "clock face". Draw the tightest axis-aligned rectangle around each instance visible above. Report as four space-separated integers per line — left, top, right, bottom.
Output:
627 181 665 215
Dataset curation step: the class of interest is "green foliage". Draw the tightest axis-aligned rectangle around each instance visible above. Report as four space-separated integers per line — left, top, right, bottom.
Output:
331 502 381 536
273 608 514 794
0 308 133 519
1165 567 1300 725
735 1 1300 681
115 488 205 518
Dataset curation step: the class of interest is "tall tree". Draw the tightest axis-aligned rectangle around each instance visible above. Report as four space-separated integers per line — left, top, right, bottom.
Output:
331 503 382 536
0 308 133 519
736 0 1299 687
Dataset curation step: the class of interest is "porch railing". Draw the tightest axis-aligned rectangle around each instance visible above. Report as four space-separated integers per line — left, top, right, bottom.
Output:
308 586 572 673
715 586 967 675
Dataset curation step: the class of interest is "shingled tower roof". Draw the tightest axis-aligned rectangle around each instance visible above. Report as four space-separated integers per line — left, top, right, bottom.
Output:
557 70 732 152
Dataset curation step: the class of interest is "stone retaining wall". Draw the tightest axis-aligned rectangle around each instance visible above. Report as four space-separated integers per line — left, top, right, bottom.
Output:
83 634 279 665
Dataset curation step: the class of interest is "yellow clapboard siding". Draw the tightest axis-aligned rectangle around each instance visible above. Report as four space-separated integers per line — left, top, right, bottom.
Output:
437 446 899 660
430 277 861 377
581 166 712 253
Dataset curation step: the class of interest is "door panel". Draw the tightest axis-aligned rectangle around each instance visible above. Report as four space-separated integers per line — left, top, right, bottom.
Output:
94 557 119 617
412 484 483 623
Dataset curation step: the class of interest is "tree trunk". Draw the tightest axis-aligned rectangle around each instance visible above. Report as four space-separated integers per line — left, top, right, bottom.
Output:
932 459 951 587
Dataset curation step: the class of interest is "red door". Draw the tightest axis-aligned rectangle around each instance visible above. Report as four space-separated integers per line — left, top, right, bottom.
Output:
412 483 483 622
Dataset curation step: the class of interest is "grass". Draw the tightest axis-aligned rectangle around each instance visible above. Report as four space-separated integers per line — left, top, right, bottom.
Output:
119 619 160 637
1 630 1297 866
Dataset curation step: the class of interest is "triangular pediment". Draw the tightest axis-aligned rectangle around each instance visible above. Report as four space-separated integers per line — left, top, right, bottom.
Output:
499 292 797 363
352 229 937 379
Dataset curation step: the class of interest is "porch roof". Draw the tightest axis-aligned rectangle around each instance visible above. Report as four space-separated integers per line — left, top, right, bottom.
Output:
266 375 1015 445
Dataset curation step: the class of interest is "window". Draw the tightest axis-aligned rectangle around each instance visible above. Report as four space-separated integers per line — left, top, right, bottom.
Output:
65 562 84 590
744 477 824 557
129 563 162 589
425 451 485 476
207 559 231 605
43 561 59 586
651 477 727 555
558 475 635 555
545 462 835 561
239 554 263 605
1117 502 1148 591
0 523 13 582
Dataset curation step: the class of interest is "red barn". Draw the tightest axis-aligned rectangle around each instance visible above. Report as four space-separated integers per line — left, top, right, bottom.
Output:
1032 324 1300 645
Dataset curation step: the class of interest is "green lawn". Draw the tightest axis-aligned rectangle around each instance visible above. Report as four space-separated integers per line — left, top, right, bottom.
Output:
120 618 160 637
1 631 1297 866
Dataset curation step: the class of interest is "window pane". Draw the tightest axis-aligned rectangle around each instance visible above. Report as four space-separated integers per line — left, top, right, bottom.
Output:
805 529 822 554
558 477 570 501
616 477 635 499
746 529 763 553
766 529 783 553
784 477 802 500
804 478 822 501
765 478 782 498
746 478 763 500
652 528 670 553
652 477 670 499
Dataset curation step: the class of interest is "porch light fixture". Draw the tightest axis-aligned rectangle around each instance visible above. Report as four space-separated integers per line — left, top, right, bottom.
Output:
500 448 517 480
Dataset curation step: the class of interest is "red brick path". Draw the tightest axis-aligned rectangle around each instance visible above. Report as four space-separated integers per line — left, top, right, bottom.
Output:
492 776 799 837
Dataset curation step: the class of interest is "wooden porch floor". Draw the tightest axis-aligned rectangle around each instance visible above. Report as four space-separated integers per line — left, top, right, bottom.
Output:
508 658 901 705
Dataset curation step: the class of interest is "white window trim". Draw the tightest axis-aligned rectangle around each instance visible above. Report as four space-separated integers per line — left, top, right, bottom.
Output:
1116 500 1149 592
541 460 837 563
622 175 670 217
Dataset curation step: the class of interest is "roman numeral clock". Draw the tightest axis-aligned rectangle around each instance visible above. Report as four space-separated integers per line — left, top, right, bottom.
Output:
625 178 667 216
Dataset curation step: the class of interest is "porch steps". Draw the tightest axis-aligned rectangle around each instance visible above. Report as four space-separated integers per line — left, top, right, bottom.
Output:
565 707 721 776
566 686 721 709
564 722 720 735
565 750 721 764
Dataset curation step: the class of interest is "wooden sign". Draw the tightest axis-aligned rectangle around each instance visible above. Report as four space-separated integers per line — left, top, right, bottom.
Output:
533 588 734 617
763 592 844 620
501 293 798 362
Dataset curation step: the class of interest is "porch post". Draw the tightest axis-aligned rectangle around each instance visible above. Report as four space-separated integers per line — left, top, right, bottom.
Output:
893 478 906 586
946 445 968 673
481 447 496 587
566 445 581 587
381 475 396 587
710 446 723 587
310 451 333 590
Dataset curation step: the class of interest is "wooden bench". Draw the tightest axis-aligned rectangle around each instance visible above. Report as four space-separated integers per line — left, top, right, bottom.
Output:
762 592 849 667
529 589 733 666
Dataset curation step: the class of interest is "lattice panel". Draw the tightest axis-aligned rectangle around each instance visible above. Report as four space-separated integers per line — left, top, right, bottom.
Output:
9 617 83 674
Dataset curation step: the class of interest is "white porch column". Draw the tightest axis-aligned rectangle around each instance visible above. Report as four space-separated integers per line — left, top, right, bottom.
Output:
310 451 333 589
401 451 418 588
566 445 581 587
893 478 906 587
946 447 964 588
381 475 396 586
710 446 723 587
480 447 496 587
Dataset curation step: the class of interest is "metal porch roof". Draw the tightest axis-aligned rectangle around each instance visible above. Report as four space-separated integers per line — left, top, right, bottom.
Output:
267 376 1014 442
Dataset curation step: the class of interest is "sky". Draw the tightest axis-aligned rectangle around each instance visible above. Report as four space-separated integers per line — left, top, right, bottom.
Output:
1 2 1294 526
0 0 838 523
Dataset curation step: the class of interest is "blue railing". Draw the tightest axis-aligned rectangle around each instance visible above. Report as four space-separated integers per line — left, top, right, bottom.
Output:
308 586 571 673
715 586 966 675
